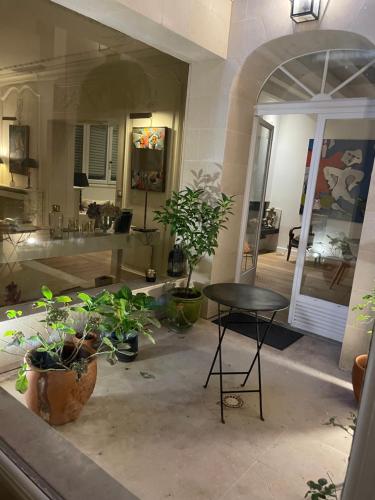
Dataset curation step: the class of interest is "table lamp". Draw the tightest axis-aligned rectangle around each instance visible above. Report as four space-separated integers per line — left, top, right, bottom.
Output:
74 172 89 211
21 158 38 189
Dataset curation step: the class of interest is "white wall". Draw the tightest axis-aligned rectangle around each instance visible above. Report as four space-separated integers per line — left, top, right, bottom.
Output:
83 185 116 204
265 114 316 250
52 0 232 60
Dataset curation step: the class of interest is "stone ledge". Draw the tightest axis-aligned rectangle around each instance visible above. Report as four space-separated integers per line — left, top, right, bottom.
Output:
0 388 137 500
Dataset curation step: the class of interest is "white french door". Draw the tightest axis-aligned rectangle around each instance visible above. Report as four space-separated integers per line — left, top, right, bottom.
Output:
288 111 375 341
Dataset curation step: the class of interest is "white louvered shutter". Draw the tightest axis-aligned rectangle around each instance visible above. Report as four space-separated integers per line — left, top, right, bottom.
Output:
88 124 108 180
74 125 84 173
110 125 119 182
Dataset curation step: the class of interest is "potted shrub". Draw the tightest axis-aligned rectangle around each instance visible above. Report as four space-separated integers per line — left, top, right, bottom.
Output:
352 285 375 402
154 188 234 329
0 285 159 424
78 286 159 362
1 286 118 425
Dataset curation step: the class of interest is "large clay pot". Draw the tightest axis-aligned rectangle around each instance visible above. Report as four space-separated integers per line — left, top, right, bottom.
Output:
352 354 368 403
166 288 203 330
24 346 97 425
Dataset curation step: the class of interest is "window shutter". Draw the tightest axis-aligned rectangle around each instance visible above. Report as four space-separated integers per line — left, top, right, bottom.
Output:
88 125 108 180
74 125 84 173
110 125 119 181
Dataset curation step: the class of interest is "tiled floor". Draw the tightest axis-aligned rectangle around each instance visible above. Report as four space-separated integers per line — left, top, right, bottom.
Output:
2 319 356 500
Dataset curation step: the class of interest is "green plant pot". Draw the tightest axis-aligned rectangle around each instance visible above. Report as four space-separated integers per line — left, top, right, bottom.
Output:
166 288 203 330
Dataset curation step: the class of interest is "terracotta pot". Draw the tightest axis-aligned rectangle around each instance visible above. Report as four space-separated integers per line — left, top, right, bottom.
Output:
352 354 368 403
24 346 97 425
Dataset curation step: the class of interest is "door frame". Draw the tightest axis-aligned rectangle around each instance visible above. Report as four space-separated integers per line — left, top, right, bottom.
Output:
288 109 375 340
237 97 375 339
235 117 274 282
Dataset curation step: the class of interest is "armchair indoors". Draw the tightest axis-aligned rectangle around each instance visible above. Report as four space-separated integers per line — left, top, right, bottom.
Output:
287 226 314 261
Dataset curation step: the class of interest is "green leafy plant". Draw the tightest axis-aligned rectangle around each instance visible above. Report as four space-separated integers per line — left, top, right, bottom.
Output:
0 287 119 393
305 412 357 499
352 285 375 333
305 478 337 499
324 413 357 436
87 286 160 346
154 188 234 295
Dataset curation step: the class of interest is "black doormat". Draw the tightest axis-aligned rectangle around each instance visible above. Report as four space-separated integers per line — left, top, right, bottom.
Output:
213 312 303 351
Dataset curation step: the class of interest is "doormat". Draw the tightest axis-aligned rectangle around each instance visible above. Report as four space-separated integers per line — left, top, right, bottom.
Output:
213 312 303 351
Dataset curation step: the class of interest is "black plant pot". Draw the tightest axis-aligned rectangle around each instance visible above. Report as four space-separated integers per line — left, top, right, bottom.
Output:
111 332 138 362
114 210 133 233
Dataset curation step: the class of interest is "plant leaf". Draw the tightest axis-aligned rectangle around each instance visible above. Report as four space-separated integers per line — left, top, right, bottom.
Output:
55 295 72 303
41 285 53 300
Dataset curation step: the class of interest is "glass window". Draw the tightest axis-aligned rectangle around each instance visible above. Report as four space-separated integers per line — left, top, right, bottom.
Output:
283 52 326 96
300 118 375 306
0 0 188 315
258 49 375 103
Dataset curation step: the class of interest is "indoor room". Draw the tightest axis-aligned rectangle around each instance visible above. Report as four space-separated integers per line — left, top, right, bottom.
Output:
0 0 188 309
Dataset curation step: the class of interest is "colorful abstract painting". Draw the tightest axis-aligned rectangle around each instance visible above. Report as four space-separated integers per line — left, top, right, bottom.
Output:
131 127 168 192
301 139 375 223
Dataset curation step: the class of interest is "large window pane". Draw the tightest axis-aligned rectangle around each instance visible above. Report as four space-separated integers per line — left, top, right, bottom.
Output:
242 121 273 273
300 119 375 306
0 0 188 314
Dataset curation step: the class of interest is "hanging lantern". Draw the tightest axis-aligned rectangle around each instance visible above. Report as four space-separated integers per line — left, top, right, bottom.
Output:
290 0 321 23
167 244 185 277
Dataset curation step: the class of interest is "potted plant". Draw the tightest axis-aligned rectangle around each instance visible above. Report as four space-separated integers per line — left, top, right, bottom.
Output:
154 188 234 329
352 285 375 402
1 286 118 425
78 286 159 362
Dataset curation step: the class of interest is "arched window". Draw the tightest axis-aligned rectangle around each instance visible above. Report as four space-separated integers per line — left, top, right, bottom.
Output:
258 49 375 103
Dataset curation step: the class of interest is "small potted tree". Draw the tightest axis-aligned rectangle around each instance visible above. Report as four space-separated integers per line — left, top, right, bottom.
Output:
154 188 234 329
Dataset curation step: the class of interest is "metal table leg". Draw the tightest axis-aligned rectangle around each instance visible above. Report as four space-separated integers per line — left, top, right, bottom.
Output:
240 310 277 421
203 305 232 390
204 308 277 423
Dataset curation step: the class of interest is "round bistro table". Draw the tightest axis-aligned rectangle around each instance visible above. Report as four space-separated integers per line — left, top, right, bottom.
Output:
203 283 289 423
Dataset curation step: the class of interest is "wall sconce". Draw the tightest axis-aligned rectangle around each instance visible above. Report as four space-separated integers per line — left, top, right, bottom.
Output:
290 0 321 23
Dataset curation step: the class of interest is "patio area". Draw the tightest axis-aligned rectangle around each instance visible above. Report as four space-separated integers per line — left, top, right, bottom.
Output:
1 318 355 500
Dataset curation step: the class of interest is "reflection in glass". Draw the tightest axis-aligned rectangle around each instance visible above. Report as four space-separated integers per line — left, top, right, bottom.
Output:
300 119 375 306
0 0 188 310
242 121 273 273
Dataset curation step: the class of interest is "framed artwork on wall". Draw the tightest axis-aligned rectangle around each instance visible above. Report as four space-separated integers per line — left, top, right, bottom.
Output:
300 139 375 223
9 125 30 176
131 127 168 192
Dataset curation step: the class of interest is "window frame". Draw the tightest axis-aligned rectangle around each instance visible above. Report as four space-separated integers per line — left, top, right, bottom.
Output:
75 122 118 186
